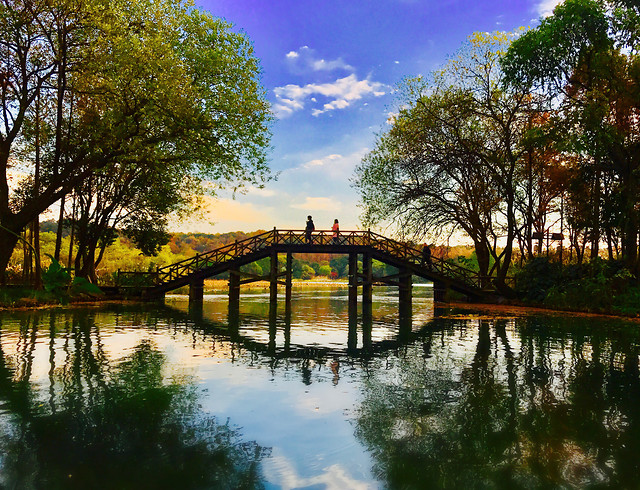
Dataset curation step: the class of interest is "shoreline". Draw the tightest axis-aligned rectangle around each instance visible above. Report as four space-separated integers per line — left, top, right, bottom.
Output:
1 286 639 321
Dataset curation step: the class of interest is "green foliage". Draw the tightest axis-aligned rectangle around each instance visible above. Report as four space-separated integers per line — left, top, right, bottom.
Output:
318 265 332 277
515 257 639 314
503 0 640 272
70 277 104 296
612 286 640 315
502 0 611 92
354 31 527 284
515 257 563 302
42 256 72 299
40 255 102 304
300 264 315 280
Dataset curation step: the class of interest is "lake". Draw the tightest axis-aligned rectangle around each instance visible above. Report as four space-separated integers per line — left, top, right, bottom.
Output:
0 285 639 489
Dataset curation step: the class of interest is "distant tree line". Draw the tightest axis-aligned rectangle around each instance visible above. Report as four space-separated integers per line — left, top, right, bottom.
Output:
354 0 639 295
2 0 272 285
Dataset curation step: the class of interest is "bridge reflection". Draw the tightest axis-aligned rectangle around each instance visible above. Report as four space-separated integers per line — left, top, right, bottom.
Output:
159 297 444 363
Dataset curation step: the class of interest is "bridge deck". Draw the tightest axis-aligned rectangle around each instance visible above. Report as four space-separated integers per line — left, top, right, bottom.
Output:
117 229 495 300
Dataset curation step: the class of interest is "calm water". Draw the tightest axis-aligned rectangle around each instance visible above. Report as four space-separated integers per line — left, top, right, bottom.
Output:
1 286 639 489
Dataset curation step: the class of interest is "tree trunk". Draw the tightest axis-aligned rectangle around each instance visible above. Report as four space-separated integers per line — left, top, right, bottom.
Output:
590 165 600 260
0 227 20 285
32 219 42 289
474 239 491 287
54 195 65 262
77 238 99 283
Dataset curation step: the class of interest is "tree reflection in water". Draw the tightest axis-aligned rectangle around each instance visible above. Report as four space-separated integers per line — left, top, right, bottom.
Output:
355 316 640 489
0 309 268 489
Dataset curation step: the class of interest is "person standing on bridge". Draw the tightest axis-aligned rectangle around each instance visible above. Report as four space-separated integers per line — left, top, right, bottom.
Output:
332 219 340 244
305 215 315 244
421 243 432 270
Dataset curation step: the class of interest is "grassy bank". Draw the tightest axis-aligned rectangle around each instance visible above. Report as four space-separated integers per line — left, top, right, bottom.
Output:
0 287 62 308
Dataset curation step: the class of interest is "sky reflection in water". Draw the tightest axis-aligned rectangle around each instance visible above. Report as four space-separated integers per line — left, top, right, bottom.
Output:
0 286 639 489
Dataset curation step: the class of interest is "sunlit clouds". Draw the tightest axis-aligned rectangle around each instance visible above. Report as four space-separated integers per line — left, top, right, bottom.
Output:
273 74 387 118
273 46 388 118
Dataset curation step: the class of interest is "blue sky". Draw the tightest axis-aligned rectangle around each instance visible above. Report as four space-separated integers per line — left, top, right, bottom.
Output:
179 0 561 234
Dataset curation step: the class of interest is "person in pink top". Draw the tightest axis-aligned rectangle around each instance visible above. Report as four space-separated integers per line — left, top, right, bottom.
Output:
332 219 340 244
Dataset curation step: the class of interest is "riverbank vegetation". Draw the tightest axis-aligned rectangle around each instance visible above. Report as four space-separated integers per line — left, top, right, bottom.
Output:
354 0 640 309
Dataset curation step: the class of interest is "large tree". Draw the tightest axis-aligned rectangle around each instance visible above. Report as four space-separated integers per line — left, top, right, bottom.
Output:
502 0 640 269
1 0 272 281
354 32 535 292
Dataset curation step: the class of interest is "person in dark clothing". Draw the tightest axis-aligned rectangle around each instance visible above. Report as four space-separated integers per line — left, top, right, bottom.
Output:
421 243 432 269
305 216 315 243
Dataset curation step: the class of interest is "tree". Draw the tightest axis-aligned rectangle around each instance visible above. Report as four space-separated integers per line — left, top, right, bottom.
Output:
70 159 189 282
502 0 640 270
1 0 272 282
354 32 534 292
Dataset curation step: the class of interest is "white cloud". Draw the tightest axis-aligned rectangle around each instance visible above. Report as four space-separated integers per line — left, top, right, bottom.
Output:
273 74 388 118
536 0 563 17
294 148 368 181
302 154 342 169
264 456 371 490
285 46 354 73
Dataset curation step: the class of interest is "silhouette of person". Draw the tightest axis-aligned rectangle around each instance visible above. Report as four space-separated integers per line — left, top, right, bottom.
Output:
332 219 340 244
330 359 340 385
422 243 432 269
305 215 315 244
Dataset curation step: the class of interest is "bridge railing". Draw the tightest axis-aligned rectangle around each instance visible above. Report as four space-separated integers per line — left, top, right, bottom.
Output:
150 228 487 290
364 231 485 288
156 229 275 284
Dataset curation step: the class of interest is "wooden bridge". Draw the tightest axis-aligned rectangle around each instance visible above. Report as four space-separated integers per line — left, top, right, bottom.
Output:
117 228 496 315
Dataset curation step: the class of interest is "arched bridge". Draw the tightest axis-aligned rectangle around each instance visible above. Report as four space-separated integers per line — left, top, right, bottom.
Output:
117 229 496 309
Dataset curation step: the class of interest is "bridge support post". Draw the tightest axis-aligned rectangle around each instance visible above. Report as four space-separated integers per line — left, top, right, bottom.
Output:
433 280 447 303
285 252 293 315
362 252 373 324
398 267 412 338
270 250 278 306
229 270 240 307
348 253 358 318
268 305 277 356
284 307 292 354
189 277 204 306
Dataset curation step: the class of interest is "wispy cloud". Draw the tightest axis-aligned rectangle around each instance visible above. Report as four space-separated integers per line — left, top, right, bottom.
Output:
536 0 562 17
273 74 387 118
302 154 342 169
296 148 368 177
285 46 354 74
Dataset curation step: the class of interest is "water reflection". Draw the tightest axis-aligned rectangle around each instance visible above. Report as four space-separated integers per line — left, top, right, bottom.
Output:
355 314 640 489
0 309 268 489
0 291 639 489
